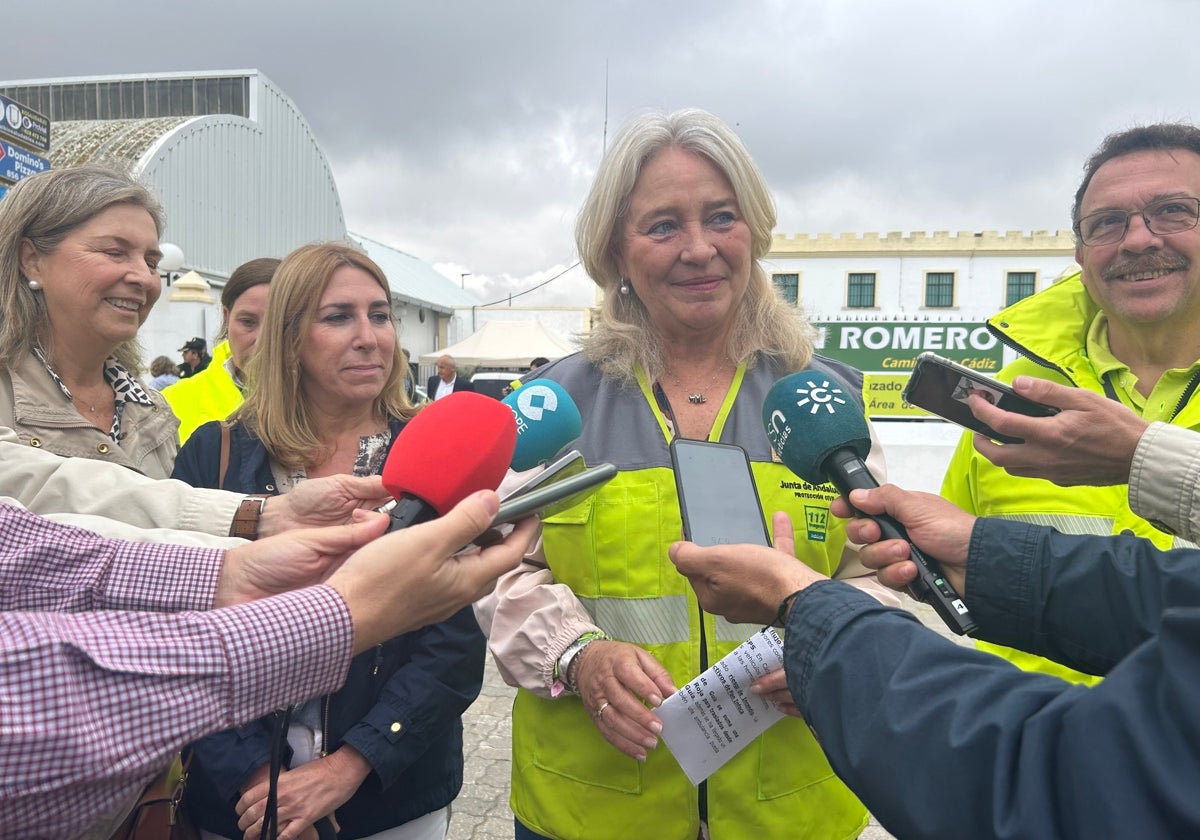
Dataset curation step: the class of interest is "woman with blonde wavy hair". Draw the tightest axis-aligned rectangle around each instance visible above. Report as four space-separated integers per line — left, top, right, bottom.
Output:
480 108 897 840
173 242 481 840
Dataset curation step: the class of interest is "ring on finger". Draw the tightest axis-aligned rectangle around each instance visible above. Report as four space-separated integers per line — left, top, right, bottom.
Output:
595 700 611 720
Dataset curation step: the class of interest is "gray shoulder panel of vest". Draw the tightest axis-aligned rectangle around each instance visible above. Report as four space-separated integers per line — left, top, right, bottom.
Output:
531 353 866 468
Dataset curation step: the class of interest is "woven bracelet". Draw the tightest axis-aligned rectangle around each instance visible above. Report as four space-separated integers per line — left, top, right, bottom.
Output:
771 589 805 628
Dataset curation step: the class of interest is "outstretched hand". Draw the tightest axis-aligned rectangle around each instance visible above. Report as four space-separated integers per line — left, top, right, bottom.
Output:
215 511 390 607
257 474 393 537
327 490 538 653
669 512 824 626
968 376 1148 487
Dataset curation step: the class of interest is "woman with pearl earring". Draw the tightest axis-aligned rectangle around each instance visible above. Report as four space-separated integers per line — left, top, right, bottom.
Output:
0 164 179 478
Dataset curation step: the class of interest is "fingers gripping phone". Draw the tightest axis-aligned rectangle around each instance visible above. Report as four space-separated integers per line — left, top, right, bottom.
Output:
902 352 1059 444
670 439 771 547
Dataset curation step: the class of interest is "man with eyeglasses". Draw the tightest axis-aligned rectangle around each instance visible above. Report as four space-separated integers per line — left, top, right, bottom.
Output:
942 123 1200 683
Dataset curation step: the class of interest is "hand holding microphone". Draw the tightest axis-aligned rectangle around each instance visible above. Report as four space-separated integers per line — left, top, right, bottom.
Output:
762 370 977 635
830 487 976 597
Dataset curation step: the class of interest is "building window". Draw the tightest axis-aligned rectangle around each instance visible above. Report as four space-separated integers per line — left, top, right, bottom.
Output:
847 272 876 308
925 272 955 308
1006 271 1036 306
772 273 799 305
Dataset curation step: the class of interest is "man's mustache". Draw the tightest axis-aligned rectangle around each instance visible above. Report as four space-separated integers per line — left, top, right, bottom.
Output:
1102 255 1189 281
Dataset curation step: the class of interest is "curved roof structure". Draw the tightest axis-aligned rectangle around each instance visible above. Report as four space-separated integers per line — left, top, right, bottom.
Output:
2 70 346 279
0 70 467 364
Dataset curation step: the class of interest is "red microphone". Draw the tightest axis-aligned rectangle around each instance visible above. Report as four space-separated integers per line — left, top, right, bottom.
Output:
381 391 518 531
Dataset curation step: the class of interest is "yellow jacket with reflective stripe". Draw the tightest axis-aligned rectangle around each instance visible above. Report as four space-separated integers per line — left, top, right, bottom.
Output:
161 341 244 444
941 273 1200 683
510 353 868 840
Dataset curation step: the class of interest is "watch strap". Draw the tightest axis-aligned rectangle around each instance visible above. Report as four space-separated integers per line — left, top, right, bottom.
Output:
230 495 268 540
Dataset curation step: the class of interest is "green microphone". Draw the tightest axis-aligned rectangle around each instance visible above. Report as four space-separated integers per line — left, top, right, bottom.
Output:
763 369 976 636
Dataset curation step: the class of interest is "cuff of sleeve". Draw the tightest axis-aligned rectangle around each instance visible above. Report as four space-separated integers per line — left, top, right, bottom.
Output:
784 580 892 713
964 518 1042 645
1130 421 1200 540
206 585 354 724
106 542 225 613
172 483 245 537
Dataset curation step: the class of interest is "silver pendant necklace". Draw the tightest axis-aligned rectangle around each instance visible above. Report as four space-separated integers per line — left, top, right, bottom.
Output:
665 364 728 405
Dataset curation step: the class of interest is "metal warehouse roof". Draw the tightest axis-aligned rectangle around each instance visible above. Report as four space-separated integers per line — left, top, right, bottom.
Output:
349 232 481 314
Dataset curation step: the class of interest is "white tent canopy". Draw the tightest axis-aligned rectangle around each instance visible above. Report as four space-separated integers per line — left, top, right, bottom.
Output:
419 320 576 368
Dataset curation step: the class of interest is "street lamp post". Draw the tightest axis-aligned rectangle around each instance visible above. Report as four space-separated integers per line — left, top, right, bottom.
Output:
461 272 471 289
158 242 185 285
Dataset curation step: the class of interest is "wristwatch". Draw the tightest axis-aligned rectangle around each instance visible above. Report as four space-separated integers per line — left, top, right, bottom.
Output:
553 631 610 696
229 495 268 540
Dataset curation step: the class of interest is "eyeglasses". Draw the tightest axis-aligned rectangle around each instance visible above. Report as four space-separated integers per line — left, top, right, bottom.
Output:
1075 196 1200 246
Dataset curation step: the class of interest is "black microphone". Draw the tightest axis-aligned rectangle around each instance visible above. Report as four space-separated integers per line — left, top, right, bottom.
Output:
762 369 977 636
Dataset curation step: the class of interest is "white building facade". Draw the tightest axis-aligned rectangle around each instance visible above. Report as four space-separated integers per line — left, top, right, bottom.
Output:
765 229 1080 490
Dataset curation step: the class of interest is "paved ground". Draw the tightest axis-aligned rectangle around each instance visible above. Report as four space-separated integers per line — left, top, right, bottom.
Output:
448 600 968 840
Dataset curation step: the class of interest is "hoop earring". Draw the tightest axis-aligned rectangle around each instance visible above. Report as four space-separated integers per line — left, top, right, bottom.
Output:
27 279 41 291
619 277 630 295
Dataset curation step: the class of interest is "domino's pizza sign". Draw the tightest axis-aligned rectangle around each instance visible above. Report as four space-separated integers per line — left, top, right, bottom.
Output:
0 142 50 184
0 93 51 153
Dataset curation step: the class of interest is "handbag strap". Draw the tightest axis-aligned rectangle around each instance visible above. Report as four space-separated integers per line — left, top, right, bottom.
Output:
217 422 231 490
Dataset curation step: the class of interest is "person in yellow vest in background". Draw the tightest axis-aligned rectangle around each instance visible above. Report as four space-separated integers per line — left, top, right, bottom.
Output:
942 122 1200 683
164 257 278 443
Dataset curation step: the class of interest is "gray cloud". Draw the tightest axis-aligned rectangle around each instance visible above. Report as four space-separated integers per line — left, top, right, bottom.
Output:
5 0 1198 304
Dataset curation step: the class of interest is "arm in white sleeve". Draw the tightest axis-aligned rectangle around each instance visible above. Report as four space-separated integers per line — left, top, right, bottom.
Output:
0 427 243 538
1128 421 1200 544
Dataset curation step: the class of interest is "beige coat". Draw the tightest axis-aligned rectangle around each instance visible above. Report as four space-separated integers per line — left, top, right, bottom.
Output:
0 351 179 479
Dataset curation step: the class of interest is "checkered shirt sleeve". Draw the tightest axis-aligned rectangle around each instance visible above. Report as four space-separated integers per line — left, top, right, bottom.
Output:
0 505 354 838
0 500 221 614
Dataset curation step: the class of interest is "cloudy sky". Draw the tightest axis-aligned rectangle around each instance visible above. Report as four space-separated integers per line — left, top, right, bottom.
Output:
5 0 1198 306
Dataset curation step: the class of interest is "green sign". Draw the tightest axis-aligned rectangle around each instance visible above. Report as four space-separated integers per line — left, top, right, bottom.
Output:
813 321 1003 374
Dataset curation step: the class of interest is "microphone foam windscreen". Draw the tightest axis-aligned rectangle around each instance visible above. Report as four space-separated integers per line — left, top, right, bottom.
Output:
502 379 583 471
382 391 518 513
762 370 871 485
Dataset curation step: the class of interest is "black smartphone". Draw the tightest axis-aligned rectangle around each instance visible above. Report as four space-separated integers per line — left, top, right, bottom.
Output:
670 439 771 547
491 462 618 526
902 352 1059 444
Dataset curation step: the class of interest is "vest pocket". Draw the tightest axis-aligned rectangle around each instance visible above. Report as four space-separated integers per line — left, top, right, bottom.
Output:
524 694 644 794
542 477 667 599
756 717 839 799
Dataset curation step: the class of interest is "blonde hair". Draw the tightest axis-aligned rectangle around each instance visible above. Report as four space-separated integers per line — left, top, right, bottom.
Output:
0 164 164 372
234 242 416 469
576 108 814 386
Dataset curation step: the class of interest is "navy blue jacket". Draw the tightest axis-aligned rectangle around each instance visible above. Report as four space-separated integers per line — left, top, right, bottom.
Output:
782 518 1200 839
172 419 486 839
